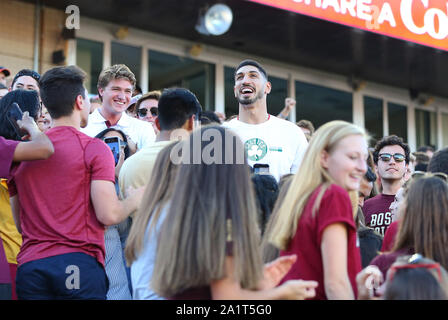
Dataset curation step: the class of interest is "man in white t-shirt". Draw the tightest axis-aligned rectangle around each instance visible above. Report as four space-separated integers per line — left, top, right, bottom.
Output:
81 64 155 151
223 59 308 181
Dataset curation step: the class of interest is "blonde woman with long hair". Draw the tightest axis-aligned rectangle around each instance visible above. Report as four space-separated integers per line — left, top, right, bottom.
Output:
151 125 318 300
265 120 368 300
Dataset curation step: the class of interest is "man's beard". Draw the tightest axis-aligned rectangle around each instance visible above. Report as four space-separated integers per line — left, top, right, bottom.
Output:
237 90 264 105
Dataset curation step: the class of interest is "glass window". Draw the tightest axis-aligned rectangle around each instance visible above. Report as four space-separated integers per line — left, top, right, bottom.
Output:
76 38 103 94
267 76 288 117
388 102 408 142
295 81 352 129
111 42 142 84
364 96 383 147
224 67 238 117
415 109 437 149
442 113 448 148
148 50 215 110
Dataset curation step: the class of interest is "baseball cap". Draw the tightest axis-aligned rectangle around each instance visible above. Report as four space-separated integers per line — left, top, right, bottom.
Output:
0 67 11 77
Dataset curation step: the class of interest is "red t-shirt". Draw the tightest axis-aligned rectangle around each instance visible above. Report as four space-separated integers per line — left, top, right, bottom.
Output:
363 194 395 237
279 184 362 300
381 220 399 252
0 136 19 179
369 247 414 278
8 126 115 267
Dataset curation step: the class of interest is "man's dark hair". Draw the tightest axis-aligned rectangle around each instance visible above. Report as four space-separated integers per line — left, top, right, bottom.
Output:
417 145 435 153
235 59 268 80
200 111 221 125
39 66 87 119
428 147 448 175
11 69 41 88
251 174 279 235
373 135 411 164
0 89 40 140
157 88 202 130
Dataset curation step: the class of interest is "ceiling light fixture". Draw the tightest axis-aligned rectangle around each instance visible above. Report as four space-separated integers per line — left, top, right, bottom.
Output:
195 4 233 36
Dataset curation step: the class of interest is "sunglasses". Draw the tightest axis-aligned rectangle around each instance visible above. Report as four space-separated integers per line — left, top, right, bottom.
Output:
388 253 442 283
378 153 406 163
411 171 448 182
137 107 158 118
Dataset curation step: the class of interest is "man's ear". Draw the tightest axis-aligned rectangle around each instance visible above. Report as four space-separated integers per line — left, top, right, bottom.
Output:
264 81 272 95
321 149 330 169
75 94 85 111
155 117 161 131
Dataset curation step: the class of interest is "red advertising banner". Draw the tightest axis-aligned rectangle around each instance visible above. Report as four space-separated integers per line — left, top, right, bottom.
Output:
248 0 448 51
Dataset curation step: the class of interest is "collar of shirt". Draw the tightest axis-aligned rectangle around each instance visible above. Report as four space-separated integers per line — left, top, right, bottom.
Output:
91 108 131 128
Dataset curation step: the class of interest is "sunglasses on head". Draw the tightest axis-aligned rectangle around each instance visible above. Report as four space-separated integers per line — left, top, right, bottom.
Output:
378 153 406 162
137 107 158 118
411 171 448 182
388 253 442 283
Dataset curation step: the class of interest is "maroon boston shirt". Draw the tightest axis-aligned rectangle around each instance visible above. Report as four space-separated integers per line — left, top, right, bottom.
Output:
363 194 395 237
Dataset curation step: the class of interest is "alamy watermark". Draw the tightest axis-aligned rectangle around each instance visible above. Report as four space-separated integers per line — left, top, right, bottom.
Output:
65 265 80 290
65 5 80 30
169 128 246 165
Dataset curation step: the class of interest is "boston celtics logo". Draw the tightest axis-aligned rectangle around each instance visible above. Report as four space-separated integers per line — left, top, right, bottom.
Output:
245 138 268 161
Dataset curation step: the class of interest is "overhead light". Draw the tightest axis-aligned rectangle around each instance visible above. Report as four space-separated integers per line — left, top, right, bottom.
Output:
195 4 233 36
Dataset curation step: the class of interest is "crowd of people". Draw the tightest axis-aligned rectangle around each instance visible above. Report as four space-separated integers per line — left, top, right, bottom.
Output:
0 59 447 300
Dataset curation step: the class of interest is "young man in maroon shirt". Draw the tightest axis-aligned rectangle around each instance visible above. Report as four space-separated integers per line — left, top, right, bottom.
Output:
8 66 144 300
363 135 410 237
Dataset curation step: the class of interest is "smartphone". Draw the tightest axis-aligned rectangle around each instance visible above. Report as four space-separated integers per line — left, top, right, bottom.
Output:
6 102 26 140
104 136 120 166
253 163 270 174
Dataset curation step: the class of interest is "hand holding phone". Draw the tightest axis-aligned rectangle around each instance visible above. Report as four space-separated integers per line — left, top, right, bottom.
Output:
6 102 27 140
104 136 121 166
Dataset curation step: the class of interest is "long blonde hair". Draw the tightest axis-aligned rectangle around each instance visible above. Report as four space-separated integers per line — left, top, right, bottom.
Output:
268 120 368 250
124 141 179 265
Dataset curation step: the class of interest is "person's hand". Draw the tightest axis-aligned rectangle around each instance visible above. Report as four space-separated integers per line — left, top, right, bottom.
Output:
126 135 137 155
278 279 318 300
278 98 296 119
124 185 145 209
17 112 39 140
257 255 297 290
356 265 383 300
115 148 125 178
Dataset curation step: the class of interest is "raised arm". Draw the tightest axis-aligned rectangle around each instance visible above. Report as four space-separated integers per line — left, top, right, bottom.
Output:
13 112 54 161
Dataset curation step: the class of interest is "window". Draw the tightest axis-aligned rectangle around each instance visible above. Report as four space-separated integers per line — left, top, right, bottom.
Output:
364 96 383 146
76 38 103 94
442 113 448 148
388 102 407 142
415 109 437 149
148 50 215 110
295 81 352 129
111 42 142 84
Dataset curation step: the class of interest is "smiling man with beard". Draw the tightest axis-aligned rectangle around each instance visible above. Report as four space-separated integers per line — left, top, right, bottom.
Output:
223 60 308 182
363 135 410 237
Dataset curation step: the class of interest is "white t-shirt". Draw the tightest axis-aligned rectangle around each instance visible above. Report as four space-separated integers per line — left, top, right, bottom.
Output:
223 115 308 181
130 205 168 300
81 108 156 150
